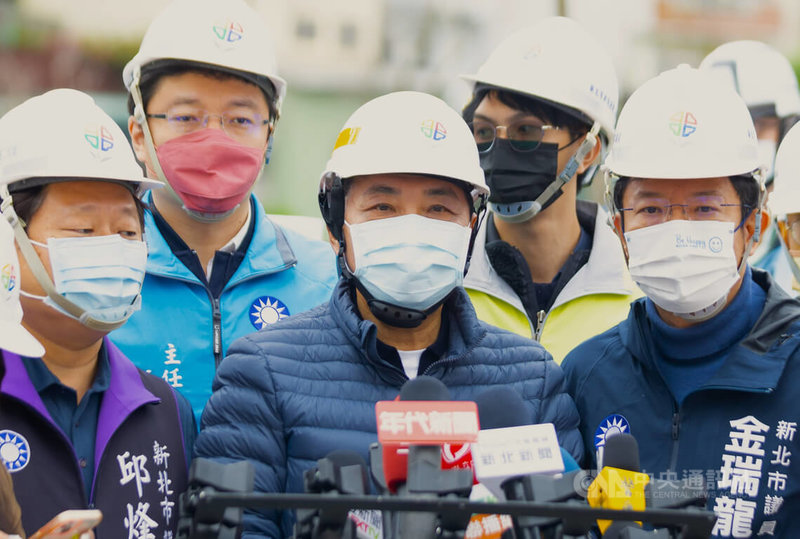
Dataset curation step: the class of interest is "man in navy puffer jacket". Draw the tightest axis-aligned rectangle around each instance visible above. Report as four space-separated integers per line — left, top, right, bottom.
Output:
195 91 583 538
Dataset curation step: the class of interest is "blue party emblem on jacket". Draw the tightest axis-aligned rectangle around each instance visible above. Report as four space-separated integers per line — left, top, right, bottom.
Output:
595 414 631 450
0 430 30 472
249 296 291 330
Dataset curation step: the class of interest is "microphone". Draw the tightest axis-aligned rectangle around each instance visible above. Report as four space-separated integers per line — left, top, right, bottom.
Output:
471 387 588 539
294 450 369 539
586 433 650 537
175 458 254 539
375 376 478 539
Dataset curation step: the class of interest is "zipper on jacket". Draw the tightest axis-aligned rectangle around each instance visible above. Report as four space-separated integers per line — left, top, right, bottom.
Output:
534 310 546 341
212 297 222 368
669 410 681 471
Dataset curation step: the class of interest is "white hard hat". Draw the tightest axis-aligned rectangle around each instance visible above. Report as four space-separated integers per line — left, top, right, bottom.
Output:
700 40 800 119
770 122 800 216
0 89 157 190
461 17 619 142
605 64 761 181
0 218 44 357
123 0 286 114
322 91 489 197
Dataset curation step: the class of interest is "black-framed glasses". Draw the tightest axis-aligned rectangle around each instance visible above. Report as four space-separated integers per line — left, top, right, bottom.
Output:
468 118 560 153
146 106 272 143
619 195 751 227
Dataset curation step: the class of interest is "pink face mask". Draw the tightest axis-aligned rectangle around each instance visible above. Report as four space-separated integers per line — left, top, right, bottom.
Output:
156 129 264 214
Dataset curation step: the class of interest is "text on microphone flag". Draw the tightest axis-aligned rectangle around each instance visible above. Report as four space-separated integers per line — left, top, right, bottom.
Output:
375 401 479 444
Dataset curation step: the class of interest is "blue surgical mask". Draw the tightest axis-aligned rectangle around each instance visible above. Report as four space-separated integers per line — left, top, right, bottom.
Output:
346 214 472 312
22 235 147 328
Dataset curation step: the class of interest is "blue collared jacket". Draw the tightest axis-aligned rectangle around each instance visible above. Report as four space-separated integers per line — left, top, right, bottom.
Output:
563 269 800 538
110 193 338 419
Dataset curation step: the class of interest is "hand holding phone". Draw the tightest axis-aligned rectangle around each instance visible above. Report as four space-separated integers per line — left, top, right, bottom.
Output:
29 509 102 539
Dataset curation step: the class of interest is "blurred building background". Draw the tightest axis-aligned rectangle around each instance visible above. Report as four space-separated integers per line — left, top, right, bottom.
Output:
1 0 799 215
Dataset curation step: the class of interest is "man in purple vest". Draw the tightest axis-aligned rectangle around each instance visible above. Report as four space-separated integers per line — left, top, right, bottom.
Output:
0 89 195 539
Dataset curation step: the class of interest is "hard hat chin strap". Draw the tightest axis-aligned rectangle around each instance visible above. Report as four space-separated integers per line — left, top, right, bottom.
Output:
0 187 127 332
131 67 173 194
492 122 601 223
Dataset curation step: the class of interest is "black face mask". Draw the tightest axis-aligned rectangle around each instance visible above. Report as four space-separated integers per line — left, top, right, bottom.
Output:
479 138 564 212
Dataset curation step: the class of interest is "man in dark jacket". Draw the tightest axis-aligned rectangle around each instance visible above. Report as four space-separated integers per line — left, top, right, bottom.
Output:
0 89 195 539
0 217 37 539
563 65 800 537
195 91 583 538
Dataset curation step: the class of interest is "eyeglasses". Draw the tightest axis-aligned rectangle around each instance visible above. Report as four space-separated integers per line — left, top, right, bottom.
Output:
147 106 272 143
619 196 750 227
469 118 560 153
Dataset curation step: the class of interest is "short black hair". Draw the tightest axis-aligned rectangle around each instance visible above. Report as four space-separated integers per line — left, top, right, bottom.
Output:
6 183 146 232
462 86 592 140
127 61 278 122
613 175 761 223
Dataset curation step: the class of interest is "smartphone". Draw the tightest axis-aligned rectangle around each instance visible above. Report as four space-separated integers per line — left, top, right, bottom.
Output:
29 509 102 539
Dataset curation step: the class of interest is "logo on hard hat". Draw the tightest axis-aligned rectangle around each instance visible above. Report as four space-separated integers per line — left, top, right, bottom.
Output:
333 127 361 152
212 20 244 44
420 120 447 141
1 263 15 295
668 111 697 138
84 125 114 159
522 44 543 60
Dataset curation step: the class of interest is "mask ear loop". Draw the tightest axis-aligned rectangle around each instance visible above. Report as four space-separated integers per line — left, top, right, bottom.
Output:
131 67 171 188
499 122 601 223
0 186 127 332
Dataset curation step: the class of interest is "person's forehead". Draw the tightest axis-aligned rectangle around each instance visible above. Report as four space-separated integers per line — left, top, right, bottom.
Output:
150 71 269 111
39 181 137 211
347 173 465 196
625 177 735 199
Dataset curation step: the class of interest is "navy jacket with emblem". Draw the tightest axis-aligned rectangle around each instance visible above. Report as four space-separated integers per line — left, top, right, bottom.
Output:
0 340 192 539
195 280 583 539
110 193 338 420
563 269 800 537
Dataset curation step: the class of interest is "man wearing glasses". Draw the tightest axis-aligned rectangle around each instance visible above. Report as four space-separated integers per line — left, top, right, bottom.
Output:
111 0 337 419
563 65 800 536
461 17 640 364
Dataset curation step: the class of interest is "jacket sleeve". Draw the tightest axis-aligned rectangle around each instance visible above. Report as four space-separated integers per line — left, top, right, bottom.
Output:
537 356 584 464
194 335 286 539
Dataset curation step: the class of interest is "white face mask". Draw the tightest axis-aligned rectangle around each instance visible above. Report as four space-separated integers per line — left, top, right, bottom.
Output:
624 220 741 321
346 214 472 312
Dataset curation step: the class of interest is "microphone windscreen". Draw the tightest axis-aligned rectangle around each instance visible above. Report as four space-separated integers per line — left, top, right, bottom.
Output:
474 387 530 429
398 375 451 401
602 433 640 472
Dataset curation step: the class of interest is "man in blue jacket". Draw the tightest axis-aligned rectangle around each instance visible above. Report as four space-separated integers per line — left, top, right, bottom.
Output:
0 89 196 539
195 91 583 538
111 0 337 420
563 65 800 537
